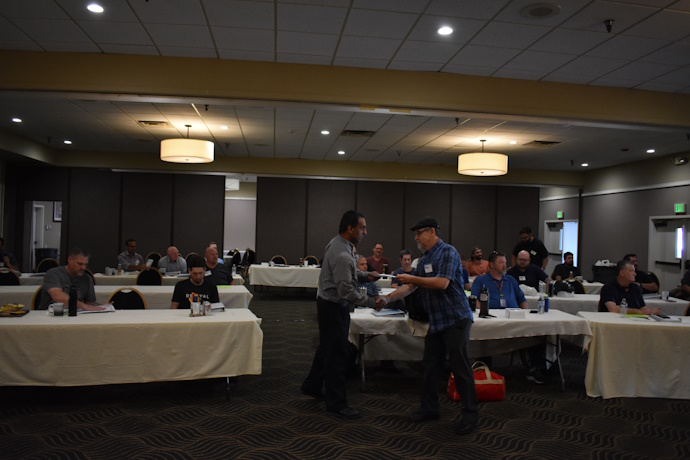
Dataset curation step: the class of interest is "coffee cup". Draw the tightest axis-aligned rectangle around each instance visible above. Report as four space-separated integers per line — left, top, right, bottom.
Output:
50 302 65 316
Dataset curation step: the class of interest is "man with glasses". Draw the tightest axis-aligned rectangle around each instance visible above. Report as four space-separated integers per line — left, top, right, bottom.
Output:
380 217 478 435
367 243 391 274
507 250 551 290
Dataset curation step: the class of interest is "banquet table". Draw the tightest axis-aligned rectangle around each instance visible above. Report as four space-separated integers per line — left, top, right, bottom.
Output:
350 308 592 388
18 272 244 286
248 264 321 288
0 309 263 387
0 285 253 310
523 294 686 316
577 312 690 399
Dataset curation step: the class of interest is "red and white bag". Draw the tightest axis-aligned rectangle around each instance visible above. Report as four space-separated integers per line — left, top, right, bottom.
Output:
447 361 506 402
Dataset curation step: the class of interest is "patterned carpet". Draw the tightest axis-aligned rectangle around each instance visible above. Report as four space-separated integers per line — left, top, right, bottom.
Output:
1 294 689 460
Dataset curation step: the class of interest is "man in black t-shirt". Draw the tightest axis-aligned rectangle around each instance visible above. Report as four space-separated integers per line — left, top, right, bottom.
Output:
623 253 659 294
511 226 548 269
552 251 581 280
507 250 550 289
599 260 661 314
171 255 219 309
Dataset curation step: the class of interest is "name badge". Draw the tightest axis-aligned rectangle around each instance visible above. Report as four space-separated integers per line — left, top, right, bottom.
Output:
519 276 526 281
530 250 537 256
205 270 212 277
500 299 506 308
424 264 433 274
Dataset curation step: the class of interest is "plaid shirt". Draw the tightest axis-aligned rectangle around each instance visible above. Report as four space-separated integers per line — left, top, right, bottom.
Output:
414 239 472 334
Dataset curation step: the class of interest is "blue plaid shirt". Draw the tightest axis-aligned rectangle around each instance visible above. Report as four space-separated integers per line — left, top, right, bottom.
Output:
413 239 472 334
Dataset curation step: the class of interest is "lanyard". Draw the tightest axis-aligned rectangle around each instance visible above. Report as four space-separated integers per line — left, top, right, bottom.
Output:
492 278 504 298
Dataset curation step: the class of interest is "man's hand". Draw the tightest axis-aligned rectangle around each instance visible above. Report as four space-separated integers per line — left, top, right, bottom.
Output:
80 303 107 311
375 296 388 311
395 273 414 285
368 271 381 282
641 306 661 315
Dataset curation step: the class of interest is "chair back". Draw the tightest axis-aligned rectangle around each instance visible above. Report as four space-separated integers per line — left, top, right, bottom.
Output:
648 271 660 293
303 255 319 265
145 252 162 269
32 286 43 310
246 249 256 265
0 268 20 286
231 250 242 267
36 258 59 273
185 252 198 262
270 255 287 265
108 287 147 310
84 268 96 285
136 268 163 286
570 279 585 294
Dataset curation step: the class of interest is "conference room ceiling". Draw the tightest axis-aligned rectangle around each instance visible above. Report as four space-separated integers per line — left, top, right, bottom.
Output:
1 0 690 172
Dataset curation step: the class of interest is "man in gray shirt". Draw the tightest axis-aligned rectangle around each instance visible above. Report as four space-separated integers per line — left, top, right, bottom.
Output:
158 246 187 273
39 247 104 311
301 210 381 417
117 238 145 271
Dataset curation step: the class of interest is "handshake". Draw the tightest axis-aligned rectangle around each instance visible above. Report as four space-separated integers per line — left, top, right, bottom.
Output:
374 296 389 311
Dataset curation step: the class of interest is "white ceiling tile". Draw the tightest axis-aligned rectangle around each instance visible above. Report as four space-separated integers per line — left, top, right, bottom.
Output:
145 24 213 48
649 65 690 85
442 64 496 76
336 36 401 60
555 55 629 77
591 76 646 88
587 35 670 60
542 73 596 85
218 49 274 61
41 42 100 52
159 46 218 58
503 50 577 72
448 44 521 67
426 0 510 20
640 43 690 65
0 41 42 51
407 15 486 44
277 0 349 6
277 31 338 56
669 0 690 12
213 27 274 52
78 21 152 45
530 29 611 54
625 9 690 40
204 0 274 29
56 0 139 21
0 0 68 19
470 21 552 49
344 9 417 39
11 18 92 42
277 4 347 34
352 0 426 13
635 81 687 91
605 60 679 81
278 54 332 65
99 44 159 55
388 60 444 71
561 2 659 32
493 0 592 26
0 17 31 40
492 68 549 80
130 0 207 25
393 40 461 63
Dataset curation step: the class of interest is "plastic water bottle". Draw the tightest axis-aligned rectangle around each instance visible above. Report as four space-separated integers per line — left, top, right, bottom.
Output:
620 298 628 318
537 295 545 314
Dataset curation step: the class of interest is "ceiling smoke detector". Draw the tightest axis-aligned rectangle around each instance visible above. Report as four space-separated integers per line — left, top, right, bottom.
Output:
520 3 561 19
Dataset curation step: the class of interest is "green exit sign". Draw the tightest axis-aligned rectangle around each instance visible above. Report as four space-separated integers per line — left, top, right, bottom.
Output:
675 203 686 214
556 211 564 219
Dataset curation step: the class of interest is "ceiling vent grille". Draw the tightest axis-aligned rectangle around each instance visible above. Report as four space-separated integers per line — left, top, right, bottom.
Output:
138 120 170 128
340 130 376 137
524 140 560 147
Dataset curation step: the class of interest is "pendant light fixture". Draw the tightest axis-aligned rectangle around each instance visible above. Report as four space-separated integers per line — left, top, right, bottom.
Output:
457 140 508 176
160 124 214 163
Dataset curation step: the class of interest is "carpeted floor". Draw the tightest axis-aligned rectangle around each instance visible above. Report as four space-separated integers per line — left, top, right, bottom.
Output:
1 294 689 459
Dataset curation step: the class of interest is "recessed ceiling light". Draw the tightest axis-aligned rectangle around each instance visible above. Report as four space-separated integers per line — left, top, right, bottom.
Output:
321 130 330 135
509 140 517 144
12 117 22 123
647 149 655 153
337 150 345 155
220 125 228 130
437 26 453 36
87 4 104 13
581 163 589 167
64 140 72 145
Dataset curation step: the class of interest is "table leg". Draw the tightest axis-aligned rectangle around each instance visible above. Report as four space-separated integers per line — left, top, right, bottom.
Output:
359 333 365 390
226 376 230 401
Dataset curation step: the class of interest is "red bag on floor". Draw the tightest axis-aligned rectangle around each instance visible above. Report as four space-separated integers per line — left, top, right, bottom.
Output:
447 361 506 402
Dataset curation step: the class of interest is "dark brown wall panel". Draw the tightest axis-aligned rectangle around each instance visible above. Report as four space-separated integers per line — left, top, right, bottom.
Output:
120 173 174 257
403 183 451 258
451 184 497 258
256 177 307 264
171 174 224 257
540 197 580 223
355 181 405 269
67 168 121 272
306 179 356 262
496 186 540 259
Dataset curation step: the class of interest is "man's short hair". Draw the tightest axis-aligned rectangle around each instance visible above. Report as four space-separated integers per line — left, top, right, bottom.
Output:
471 246 480 254
488 251 505 264
339 210 365 234
125 238 136 246
564 251 573 259
399 249 411 259
623 253 636 261
519 227 532 235
616 259 633 275
69 247 90 258
187 255 205 269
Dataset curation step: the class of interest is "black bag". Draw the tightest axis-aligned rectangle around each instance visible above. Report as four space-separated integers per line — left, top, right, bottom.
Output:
554 280 575 294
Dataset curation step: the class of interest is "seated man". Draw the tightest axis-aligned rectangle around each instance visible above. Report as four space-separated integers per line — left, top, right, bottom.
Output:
465 247 489 276
670 260 690 300
171 255 219 309
366 243 391 274
552 251 581 280
507 250 551 290
158 246 187 273
208 241 225 264
39 247 105 311
599 259 661 315
204 245 233 286
391 250 415 287
0 237 19 270
357 255 380 297
623 253 659 294
118 238 145 271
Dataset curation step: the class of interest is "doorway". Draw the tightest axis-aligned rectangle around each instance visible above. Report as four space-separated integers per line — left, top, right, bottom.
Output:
648 215 688 292
543 220 579 277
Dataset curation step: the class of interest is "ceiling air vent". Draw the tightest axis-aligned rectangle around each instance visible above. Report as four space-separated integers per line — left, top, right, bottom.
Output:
524 140 560 147
340 130 376 137
137 120 170 128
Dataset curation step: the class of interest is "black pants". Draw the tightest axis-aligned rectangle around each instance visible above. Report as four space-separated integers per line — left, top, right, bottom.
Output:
302 297 351 411
421 318 478 423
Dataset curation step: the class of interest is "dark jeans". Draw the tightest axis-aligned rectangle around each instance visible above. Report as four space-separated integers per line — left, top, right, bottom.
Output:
301 297 351 411
421 318 478 423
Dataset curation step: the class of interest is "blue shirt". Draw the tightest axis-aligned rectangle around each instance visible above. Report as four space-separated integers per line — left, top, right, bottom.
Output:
471 273 526 309
358 281 380 297
413 239 472 334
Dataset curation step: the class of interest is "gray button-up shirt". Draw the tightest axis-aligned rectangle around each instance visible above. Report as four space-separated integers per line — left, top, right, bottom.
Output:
317 235 375 308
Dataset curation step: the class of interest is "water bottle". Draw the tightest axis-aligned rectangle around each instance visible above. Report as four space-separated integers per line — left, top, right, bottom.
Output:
479 286 489 317
68 284 78 316
537 295 545 314
620 298 628 318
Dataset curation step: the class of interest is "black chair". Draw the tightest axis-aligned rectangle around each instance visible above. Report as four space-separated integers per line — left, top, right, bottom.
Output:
145 252 162 269
0 268 20 286
185 252 199 262
36 258 59 273
571 279 586 294
231 250 242 267
303 255 319 265
32 287 43 310
648 271 660 293
136 268 162 286
108 287 147 310
84 268 96 285
240 248 256 277
270 255 287 265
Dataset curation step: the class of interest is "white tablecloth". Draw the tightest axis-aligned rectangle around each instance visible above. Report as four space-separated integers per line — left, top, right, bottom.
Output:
577 312 690 399
248 265 320 288
467 277 603 295
18 273 243 286
0 285 252 310
0 309 263 386
523 294 686 316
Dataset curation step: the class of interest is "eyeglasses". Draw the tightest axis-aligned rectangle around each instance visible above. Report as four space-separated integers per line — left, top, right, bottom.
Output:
414 228 431 236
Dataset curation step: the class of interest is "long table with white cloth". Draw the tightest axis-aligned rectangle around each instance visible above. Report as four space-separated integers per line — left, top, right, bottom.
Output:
577 312 690 400
523 293 686 316
248 264 321 288
18 272 244 286
0 309 263 386
0 285 252 310
350 308 592 388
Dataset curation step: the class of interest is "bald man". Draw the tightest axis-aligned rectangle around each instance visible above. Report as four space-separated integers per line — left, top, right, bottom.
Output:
158 246 187 273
